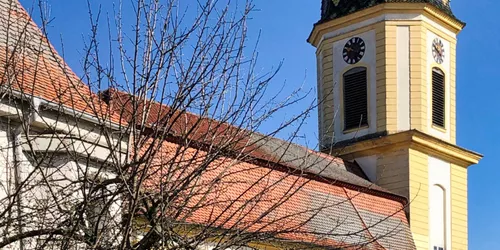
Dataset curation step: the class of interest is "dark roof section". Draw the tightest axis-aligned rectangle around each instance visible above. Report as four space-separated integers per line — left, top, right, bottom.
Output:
319 0 462 25
249 133 383 192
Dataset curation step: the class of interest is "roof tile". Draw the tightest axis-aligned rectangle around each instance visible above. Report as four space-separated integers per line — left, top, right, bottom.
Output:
0 0 121 124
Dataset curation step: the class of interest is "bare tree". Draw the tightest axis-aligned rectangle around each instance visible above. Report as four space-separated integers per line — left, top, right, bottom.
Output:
0 0 414 249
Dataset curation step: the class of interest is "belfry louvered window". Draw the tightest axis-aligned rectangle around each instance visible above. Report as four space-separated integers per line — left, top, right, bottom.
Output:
343 67 368 131
432 68 445 128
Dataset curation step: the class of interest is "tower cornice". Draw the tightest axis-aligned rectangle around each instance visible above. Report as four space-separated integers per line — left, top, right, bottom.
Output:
328 130 483 168
308 3 465 48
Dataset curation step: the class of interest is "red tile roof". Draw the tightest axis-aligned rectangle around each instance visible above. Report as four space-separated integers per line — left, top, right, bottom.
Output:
103 89 388 191
0 0 121 124
136 138 414 249
105 89 416 249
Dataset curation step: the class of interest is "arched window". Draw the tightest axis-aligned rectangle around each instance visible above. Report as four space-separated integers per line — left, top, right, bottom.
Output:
343 67 368 131
430 184 446 250
432 68 445 128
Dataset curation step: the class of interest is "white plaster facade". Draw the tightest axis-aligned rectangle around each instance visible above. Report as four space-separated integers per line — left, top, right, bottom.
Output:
397 26 411 131
353 155 377 182
428 156 452 250
0 95 128 249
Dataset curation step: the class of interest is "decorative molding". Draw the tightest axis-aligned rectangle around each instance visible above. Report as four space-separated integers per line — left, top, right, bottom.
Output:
309 3 461 47
331 130 482 167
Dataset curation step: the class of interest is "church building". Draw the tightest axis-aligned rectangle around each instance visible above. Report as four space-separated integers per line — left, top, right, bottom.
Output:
0 0 482 249
310 1 482 249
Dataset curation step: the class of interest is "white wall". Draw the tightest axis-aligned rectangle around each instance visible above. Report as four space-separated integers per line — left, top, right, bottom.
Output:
0 104 126 249
354 156 377 182
0 121 11 209
428 156 452 250
397 26 411 131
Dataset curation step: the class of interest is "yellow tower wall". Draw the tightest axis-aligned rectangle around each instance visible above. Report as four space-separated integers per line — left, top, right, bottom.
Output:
326 131 480 250
314 4 460 147
409 149 430 249
376 147 409 197
310 4 479 250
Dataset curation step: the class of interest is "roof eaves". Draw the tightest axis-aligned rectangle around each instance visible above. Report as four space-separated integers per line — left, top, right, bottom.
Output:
1 86 126 130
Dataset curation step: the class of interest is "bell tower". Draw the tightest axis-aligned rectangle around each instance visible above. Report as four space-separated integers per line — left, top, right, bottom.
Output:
309 1 482 249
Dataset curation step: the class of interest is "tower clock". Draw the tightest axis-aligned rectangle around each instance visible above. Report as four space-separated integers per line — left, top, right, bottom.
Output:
309 1 482 250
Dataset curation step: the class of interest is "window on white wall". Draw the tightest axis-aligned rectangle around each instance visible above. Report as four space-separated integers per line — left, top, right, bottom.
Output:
343 67 368 131
430 184 446 250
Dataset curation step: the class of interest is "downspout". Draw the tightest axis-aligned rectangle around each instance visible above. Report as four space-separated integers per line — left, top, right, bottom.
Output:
11 97 40 250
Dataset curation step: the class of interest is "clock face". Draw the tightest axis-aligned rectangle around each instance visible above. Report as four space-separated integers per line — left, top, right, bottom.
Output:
343 37 365 64
432 38 445 64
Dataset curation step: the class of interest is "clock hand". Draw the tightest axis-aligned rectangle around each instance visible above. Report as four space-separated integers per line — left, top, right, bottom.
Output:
433 45 442 57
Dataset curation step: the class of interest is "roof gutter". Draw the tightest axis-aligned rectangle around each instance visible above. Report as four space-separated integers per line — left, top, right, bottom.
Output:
0 86 125 131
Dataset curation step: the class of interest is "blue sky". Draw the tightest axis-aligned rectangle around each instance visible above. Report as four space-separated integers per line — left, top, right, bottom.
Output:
19 0 498 249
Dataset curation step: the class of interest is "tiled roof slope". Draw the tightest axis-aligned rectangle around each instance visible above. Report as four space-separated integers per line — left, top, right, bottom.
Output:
319 0 460 25
0 0 121 123
138 139 415 249
103 89 384 191
104 89 416 249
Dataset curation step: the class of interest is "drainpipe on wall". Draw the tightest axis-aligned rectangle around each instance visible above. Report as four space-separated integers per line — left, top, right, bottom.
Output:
11 96 40 250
